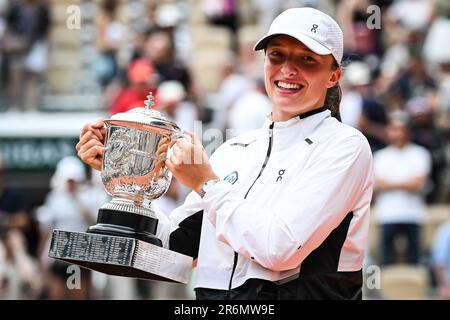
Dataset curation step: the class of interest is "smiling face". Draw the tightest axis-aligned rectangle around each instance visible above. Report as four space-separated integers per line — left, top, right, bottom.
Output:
264 35 341 121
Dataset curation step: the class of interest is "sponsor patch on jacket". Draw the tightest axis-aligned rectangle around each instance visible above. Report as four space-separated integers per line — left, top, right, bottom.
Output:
224 171 238 184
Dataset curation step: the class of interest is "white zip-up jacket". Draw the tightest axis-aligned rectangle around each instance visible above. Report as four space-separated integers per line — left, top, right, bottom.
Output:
155 108 373 297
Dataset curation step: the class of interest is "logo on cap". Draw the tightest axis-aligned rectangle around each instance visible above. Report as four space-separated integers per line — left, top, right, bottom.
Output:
311 24 318 33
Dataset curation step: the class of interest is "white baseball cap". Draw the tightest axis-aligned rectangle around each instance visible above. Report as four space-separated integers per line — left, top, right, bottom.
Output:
254 7 344 65
54 156 86 183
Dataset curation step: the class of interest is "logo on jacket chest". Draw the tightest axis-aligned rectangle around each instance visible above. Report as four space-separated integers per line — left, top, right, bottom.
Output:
224 171 238 184
276 169 286 182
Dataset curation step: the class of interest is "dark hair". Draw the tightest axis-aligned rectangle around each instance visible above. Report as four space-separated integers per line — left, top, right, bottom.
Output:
325 59 342 122
101 0 119 15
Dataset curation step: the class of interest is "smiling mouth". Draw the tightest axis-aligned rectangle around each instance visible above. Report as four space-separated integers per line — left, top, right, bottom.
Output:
275 81 304 91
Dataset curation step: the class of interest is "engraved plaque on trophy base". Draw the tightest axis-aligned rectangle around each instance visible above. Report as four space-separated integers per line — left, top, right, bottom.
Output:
48 230 193 284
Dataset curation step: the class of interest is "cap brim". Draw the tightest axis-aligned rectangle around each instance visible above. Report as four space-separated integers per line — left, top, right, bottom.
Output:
253 32 332 57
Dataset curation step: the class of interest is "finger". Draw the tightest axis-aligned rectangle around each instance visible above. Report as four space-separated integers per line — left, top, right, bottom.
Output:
80 122 93 140
166 155 178 169
78 130 103 149
76 133 100 154
90 157 103 171
78 139 104 160
177 137 195 150
92 118 105 129
169 147 183 166
168 139 177 148
160 136 169 144
192 145 206 165
171 143 183 159
79 138 104 153
155 145 168 157
182 130 202 146
165 156 175 173
78 146 103 165
157 139 170 150
156 151 167 160
90 127 105 142
78 145 104 168
80 119 105 140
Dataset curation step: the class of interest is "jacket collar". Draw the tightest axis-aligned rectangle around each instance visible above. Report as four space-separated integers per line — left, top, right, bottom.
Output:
260 107 331 151
263 107 330 135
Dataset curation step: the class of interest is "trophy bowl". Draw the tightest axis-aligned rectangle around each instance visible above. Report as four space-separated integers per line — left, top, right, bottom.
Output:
48 93 193 283
87 95 183 247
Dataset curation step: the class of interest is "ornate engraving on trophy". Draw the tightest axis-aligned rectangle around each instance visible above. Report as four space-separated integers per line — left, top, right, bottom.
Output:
104 127 139 175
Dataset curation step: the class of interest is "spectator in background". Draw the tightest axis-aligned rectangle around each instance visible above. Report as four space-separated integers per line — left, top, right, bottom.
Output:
0 155 29 236
374 112 431 265
1 0 50 111
143 28 194 101
156 80 198 132
202 0 238 35
36 156 98 260
108 58 157 115
210 51 251 133
436 61 450 131
94 0 126 88
423 0 450 70
340 61 370 128
407 97 446 203
0 154 38 256
0 154 41 299
431 220 450 299
36 156 99 299
389 55 438 112
353 62 389 153
225 77 272 139
386 0 434 36
0 229 42 299
336 0 383 66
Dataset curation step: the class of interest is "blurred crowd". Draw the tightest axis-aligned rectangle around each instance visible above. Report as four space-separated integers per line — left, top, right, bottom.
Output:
1 0 450 299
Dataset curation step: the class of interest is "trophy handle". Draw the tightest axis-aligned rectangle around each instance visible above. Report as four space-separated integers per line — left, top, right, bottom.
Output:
167 131 193 160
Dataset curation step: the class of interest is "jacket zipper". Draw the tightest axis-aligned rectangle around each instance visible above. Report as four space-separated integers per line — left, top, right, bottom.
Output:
226 122 274 299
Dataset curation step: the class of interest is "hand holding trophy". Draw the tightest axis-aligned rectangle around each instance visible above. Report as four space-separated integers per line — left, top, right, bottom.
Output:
49 93 192 283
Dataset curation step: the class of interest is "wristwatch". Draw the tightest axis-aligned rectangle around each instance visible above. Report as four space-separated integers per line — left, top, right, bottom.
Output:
198 179 221 198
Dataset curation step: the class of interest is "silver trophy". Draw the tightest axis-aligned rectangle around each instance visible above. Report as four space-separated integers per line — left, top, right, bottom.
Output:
48 93 192 283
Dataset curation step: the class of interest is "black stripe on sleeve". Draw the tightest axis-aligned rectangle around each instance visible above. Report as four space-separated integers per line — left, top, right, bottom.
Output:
300 211 354 275
169 210 203 259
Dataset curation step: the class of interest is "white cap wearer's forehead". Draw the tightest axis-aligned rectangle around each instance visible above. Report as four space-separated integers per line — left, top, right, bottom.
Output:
254 7 344 65
158 81 186 103
54 156 86 183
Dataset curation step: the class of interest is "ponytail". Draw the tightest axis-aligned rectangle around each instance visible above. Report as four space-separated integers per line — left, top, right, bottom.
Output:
325 58 342 122
325 83 342 122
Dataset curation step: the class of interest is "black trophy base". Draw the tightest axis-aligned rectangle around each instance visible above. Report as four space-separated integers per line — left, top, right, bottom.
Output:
48 230 192 283
87 208 162 247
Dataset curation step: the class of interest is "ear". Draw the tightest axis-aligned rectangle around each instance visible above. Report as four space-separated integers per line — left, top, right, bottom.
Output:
326 68 342 89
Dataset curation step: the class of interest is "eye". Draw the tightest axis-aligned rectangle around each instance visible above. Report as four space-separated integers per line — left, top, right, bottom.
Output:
301 55 316 63
267 50 285 64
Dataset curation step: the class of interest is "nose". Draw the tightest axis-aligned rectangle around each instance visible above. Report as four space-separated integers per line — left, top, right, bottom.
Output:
280 58 298 78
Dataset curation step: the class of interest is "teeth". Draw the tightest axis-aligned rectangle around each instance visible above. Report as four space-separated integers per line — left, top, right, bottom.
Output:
277 81 301 90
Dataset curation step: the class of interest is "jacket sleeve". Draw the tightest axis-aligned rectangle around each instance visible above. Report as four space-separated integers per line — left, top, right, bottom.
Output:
153 140 236 258
201 135 374 271
154 191 204 259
